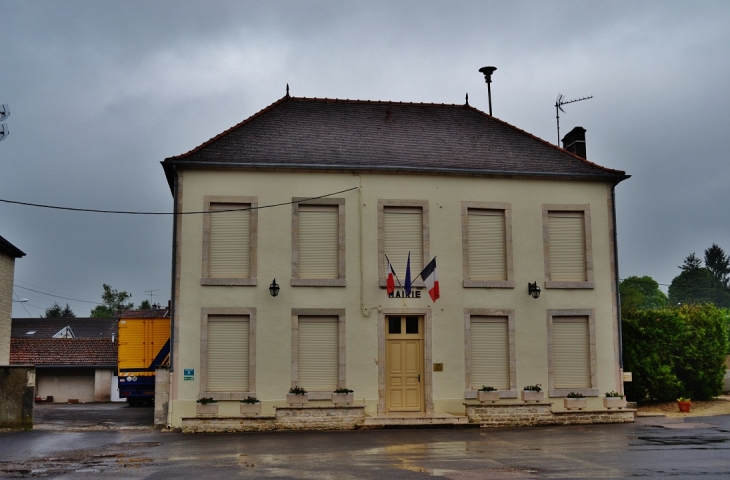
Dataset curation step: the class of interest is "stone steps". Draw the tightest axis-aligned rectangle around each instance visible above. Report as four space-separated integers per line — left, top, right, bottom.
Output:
362 413 470 427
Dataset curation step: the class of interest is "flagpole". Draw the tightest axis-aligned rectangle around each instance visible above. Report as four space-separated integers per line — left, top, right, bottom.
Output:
384 254 403 288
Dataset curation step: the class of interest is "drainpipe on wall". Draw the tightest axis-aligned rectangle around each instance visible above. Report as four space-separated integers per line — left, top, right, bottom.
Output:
612 183 624 384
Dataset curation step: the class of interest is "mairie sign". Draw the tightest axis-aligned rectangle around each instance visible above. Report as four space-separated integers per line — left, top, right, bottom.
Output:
388 288 421 299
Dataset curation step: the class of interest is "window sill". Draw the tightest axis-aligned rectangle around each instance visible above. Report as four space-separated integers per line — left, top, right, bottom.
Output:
463 280 515 288
291 278 346 287
464 389 518 399
544 281 594 289
549 388 598 397
203 392 257 401
201 278 257 286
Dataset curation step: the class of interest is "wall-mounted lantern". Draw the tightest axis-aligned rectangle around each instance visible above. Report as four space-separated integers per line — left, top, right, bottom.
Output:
269 279 280 297
528 282 541 299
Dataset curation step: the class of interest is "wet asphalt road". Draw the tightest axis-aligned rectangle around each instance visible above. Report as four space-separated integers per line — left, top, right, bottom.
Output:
32 403 153 430
1 413 730 478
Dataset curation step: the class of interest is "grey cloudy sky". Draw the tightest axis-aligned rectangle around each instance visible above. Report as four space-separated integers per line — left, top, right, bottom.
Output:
3 1 729 316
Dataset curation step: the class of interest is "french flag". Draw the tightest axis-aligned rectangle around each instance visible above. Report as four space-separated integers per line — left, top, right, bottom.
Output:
386 258 397 295
419 257 440 302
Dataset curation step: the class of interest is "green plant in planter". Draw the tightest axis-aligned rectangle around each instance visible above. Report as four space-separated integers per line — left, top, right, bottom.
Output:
523 384 542 392
333 388 353 394
197 397 216 405
478 386 497 392
289 386 307 395
241 396 260 404
605 391 624 398
677 396 691 402
567 392 585 398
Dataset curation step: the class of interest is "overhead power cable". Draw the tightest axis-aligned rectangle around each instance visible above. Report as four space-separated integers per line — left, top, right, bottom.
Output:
13 285 102 305
0 187 358 215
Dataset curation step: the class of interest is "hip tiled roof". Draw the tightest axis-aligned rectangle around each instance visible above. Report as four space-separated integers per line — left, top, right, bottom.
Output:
163 96 627 184
10 338 117 367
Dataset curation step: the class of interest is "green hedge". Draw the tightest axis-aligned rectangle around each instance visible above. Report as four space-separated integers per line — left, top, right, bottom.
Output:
623 304 728 403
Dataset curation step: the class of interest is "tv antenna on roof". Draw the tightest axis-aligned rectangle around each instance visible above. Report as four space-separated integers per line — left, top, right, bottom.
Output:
145 289 159 304
555 94 592 145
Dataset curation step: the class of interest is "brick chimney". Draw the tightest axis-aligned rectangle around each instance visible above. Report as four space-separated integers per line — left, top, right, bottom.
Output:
562 126 587 159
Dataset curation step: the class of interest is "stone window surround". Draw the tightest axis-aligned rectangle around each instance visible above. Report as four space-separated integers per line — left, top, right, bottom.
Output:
542 204 594 289
291 308 346 400
201 195 258 286
377 199 429 288
546 309 598 397
463 309 518 399
199 307 257 401
461 202 514 288
291 197 346 287
377 307 434 414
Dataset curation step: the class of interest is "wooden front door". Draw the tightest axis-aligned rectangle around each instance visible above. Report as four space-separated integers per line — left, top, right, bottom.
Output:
386 316 424 412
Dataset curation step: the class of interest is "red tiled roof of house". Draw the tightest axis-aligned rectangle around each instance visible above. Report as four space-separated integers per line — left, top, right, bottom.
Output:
162 95 628 188
10 338 117 367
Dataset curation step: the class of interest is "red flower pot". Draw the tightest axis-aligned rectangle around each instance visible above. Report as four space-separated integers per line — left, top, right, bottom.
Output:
678 401 691 413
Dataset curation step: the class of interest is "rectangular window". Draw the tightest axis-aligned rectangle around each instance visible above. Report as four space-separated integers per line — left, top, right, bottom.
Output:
202 196 258 286
298 317 339 391
292 199 345 286
200 308 257 401
543 205 593 289
462 202 514 288
547 310 597 397
378 200 429 287
470 316 509 390
207 316 249 392
291 309 346 395
463 309 517 398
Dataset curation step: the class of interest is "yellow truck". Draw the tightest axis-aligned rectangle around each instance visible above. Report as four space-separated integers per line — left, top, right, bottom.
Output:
117 309 170 406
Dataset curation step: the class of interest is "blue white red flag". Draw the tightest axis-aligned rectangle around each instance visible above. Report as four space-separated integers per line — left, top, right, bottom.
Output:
419 257 440 302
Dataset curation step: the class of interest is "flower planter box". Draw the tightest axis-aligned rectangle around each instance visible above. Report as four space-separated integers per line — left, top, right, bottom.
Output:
332 393 354 405
603 397 627 409
678 400 691 413
563 398 587 410
286 394 309 406
196 403 219 416
240 403 262 415
521 391 544 403
477 391 500 403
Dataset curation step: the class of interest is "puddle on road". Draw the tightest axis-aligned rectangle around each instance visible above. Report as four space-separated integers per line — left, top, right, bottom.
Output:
637 435 727 446
0 442 160 477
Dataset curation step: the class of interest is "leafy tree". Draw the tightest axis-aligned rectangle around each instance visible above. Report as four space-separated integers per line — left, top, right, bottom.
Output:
705 244 730 288
623 304 728 403
679 252 702 271
138 299 152 310
44 302 75 318
669 267 730 308
619 276 667 313
90 284 133 317
60 303 76 317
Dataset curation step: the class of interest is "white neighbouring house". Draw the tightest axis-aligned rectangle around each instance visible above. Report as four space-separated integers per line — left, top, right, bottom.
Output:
161 94 630 429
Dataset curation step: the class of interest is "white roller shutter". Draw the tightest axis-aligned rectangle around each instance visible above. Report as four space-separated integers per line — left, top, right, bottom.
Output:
468 209 506 280
552 317 590 389
207 316 249 392
209 203 251 278
470 316 509 390
298 205 339 278
298 317 338 391
548 211 586 281
383 207 423 275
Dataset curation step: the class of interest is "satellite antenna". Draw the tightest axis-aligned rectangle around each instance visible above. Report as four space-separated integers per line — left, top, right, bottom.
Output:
0 104 8 141
555 94 592 145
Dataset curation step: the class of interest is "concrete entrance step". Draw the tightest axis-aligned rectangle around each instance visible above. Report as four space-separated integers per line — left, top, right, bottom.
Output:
362 412 472 428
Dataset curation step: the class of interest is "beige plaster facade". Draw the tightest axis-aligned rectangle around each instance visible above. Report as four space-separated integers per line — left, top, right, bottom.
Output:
166 169 623 427
0 253 17 365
